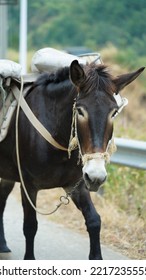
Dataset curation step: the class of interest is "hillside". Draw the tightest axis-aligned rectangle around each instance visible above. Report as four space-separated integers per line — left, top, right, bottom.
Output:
8 0 146 56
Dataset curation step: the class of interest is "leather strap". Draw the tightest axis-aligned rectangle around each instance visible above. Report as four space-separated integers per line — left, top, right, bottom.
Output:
12 85 68 151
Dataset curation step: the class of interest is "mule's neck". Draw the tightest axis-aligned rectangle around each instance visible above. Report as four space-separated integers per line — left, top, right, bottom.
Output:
45 81 77 149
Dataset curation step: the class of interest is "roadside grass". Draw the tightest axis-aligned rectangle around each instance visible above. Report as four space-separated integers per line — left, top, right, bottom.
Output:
105 165 146 222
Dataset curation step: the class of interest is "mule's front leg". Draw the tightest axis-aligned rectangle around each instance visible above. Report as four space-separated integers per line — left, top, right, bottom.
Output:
0 179 14 252
21 186 38 260
71 181 103 260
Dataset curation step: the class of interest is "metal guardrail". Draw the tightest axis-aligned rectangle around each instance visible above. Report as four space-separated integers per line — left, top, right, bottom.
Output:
111 138 146 170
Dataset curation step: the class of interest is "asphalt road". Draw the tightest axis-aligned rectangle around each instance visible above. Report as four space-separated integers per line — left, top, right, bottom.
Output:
0 194 129 260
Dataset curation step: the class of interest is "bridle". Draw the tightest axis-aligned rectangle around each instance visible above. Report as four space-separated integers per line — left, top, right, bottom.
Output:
67 92 128 165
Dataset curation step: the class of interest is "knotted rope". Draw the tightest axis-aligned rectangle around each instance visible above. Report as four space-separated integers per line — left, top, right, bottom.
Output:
68 101 78 158
82 138 117 165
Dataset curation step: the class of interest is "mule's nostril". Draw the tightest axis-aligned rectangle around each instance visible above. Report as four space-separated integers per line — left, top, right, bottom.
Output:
84 172 92 183
97 175 107 185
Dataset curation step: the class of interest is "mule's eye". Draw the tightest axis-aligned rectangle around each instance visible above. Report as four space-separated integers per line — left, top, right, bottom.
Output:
111 109 118 119
77 107 85 117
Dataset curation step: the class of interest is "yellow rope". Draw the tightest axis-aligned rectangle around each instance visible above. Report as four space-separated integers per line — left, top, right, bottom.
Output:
81 138 117 165
68 101 78 158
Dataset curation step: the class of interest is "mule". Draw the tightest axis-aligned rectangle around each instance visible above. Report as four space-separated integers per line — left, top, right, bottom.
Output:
0 60 144 259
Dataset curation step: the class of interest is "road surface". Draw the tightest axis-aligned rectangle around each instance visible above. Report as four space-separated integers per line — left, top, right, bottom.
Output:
0 193 129 260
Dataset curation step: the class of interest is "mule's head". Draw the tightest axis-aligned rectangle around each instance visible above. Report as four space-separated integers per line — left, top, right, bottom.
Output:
70 60 145 191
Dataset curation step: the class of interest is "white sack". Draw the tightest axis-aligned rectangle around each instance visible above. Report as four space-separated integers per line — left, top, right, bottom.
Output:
31 48 86 73
0 59 22 78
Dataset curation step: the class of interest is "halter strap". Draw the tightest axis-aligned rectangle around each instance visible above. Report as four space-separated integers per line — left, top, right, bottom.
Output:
82 152 110 165
81 137 117 165
12 82 68 151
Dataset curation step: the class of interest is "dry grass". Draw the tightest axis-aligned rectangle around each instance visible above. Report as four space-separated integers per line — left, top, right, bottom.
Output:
37 189 146 260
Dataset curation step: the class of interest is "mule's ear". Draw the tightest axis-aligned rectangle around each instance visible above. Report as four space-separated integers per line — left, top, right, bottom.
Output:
70 60 86 87
113 67 145 93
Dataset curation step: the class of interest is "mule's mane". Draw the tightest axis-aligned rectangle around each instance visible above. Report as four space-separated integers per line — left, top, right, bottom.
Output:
35 63 115 95
82 63 115 95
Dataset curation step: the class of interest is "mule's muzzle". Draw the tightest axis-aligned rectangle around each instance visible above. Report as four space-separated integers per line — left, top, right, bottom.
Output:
82 158 107 192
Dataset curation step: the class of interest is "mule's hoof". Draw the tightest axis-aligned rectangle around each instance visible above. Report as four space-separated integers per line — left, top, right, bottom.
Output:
24 254 35 260
0 245 11 253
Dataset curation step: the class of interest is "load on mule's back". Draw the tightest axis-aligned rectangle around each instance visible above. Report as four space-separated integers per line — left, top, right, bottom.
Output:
0 48 145 259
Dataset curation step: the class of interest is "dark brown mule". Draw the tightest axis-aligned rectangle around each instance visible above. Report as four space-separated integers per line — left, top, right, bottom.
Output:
0 61 144 259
